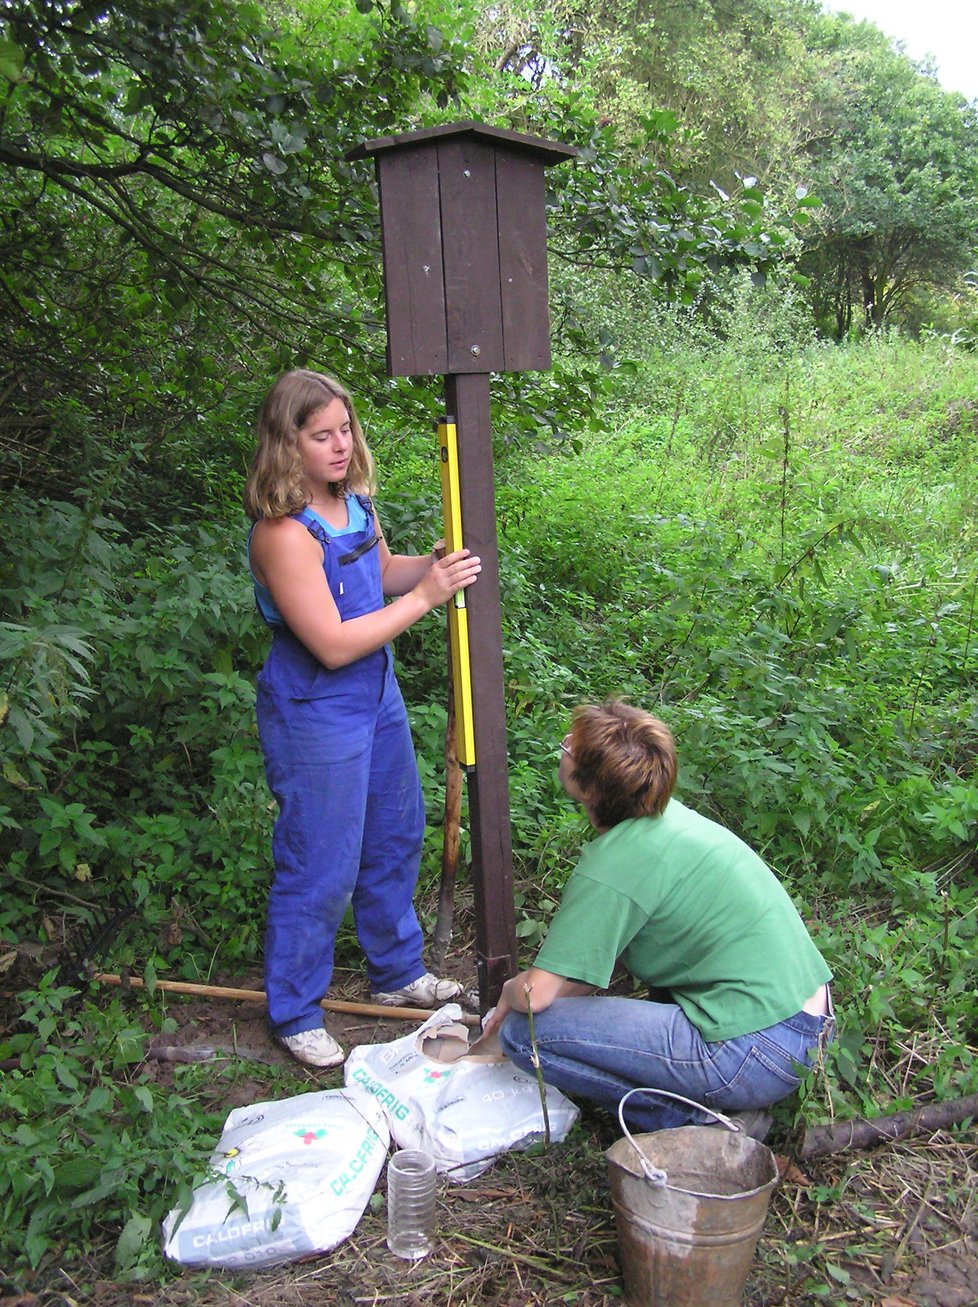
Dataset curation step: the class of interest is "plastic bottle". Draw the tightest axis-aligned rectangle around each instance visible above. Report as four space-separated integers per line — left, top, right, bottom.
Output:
386 1149 437 1259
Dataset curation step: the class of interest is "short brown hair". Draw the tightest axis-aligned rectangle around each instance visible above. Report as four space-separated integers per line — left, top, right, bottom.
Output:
568 699 677 828
243 369 376 520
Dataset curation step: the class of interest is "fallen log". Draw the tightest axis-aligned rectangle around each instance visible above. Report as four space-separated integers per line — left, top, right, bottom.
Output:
801 1092 978 1158
92 973 481 1027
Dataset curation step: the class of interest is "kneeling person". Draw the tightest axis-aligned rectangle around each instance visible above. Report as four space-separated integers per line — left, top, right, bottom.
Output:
485 700 834 1134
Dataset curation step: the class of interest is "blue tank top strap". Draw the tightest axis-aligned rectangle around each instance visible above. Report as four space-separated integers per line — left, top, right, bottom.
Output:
293 507 331 544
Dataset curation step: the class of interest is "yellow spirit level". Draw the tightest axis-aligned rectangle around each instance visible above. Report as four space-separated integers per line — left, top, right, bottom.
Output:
436 417 476 767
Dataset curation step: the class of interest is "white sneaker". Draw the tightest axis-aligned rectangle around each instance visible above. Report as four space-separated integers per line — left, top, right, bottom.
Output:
276 1026 345 1068
371 971 463 1007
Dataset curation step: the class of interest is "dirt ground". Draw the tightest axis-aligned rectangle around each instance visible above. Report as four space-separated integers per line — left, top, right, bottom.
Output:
4 946 977 1307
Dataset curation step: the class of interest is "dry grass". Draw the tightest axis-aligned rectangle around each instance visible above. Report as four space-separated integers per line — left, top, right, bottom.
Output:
22 1105 976 1307
5 921 976 1307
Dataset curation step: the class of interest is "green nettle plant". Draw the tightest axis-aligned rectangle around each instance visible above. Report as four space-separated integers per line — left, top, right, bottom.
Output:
490 322 977 1121
0 494 273 969
0 978 224 1277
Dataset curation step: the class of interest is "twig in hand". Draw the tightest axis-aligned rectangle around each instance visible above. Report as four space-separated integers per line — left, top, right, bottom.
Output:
524 984 551 1147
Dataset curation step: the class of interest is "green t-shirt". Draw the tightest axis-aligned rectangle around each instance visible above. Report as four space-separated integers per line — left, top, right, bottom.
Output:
535 799 831 1041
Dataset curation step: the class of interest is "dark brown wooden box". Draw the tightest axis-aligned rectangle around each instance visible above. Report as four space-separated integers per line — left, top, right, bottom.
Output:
348 122 577 377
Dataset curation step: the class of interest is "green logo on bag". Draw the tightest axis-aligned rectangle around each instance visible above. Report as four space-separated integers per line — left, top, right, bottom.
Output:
294 1128 328 1145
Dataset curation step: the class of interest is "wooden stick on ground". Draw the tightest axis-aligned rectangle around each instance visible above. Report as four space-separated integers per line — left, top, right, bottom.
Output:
800 1092 978 1158
91 973 481 1026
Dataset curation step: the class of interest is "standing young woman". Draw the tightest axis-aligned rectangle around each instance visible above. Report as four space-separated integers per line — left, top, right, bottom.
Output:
245 370 481 1068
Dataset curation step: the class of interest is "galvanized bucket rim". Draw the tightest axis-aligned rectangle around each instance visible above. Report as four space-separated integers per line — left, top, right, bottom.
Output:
607 1131 780 1202
612 1088 779 1200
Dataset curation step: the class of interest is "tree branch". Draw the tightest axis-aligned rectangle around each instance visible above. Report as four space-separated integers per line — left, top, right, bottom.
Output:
800 1093 978 1159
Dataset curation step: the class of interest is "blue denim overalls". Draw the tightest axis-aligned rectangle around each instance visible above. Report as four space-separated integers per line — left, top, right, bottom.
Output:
252 498 426 1037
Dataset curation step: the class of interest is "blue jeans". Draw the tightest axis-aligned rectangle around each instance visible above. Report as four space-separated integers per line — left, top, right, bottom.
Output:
499 996 835 1131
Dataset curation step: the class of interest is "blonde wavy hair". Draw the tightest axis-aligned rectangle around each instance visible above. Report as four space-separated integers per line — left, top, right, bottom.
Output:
568 699 678 828
243 369 377 520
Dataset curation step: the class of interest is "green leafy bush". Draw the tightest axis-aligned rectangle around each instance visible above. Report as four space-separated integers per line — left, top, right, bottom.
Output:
0 975 223 1278
0 496 271 969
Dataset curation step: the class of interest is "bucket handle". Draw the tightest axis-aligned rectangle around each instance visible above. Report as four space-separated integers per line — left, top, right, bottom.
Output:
617 1088 740 1187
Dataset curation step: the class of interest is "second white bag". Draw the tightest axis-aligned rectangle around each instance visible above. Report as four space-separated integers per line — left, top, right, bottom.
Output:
344 1005 579 1181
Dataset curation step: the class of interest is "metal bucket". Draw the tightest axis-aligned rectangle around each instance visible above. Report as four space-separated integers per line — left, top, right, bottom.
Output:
605 1089 779 1307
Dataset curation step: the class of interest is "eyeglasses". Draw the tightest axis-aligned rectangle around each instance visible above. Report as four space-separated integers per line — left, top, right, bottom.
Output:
559 736 573 759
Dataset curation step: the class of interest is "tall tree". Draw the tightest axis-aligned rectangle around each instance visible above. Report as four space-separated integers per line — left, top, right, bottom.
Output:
798 12 978 336
478 0 825 195
477 0 978 338
0 0 468 501
473 0 812 330
1 0 807 510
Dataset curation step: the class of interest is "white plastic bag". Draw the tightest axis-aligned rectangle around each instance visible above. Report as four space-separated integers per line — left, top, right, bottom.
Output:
344 1005 578 1181
162 1086 389 1269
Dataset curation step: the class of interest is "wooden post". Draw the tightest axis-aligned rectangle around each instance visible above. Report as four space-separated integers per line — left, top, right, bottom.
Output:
446 372 517 1005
